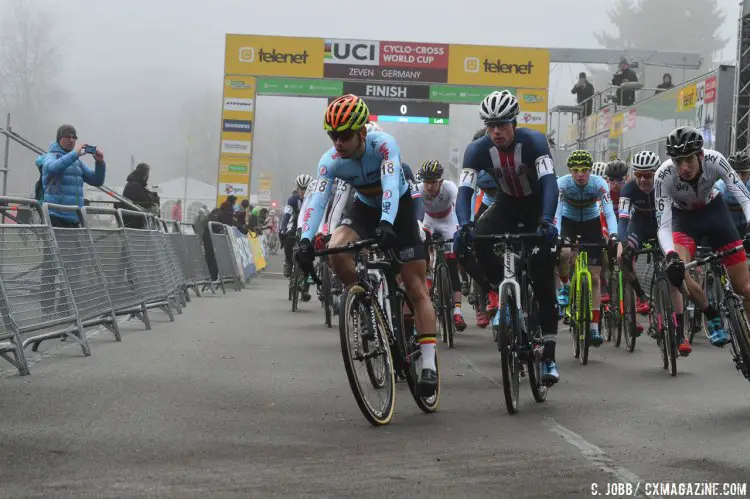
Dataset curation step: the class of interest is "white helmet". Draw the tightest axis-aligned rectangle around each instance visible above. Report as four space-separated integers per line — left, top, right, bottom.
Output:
592 162 607 176
479 90 520 123
296 174 312 190
365 122 383 133
631 150 661 171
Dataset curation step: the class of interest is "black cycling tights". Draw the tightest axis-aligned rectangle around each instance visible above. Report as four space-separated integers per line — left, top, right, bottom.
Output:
445 254 461 294
284 234 296 266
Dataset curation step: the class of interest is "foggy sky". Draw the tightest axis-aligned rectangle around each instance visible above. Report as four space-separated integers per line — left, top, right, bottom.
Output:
0 0 741 203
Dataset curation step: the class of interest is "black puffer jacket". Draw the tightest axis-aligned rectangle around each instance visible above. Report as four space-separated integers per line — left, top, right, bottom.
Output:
121 163 159 228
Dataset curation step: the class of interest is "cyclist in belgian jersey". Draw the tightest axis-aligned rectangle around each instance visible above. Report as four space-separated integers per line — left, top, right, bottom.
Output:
295 94 438 396
555 150 619 346
712 152 750 234
281 174 312 277
454 90 560 383
656 126 750 356
417 160 466 331
616 150 661 318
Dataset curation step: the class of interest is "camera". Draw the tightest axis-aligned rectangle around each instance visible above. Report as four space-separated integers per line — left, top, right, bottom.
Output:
84 145 97 154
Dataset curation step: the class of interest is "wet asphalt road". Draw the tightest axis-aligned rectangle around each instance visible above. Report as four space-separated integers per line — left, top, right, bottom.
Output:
1 259 749 498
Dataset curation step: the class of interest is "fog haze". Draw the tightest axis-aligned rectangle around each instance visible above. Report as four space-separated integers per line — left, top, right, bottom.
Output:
0 0 742 204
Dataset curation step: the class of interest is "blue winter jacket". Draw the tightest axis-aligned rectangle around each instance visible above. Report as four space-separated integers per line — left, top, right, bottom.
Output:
36 142 106 222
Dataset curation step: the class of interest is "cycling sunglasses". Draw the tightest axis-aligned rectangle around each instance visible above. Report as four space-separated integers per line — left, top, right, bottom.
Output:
569 167 591 174
633 172 655 180
607 177 627 183
327 129 356 142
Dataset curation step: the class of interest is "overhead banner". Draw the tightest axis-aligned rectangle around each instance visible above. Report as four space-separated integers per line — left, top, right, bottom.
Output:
447 44 550 89
225 34 324 77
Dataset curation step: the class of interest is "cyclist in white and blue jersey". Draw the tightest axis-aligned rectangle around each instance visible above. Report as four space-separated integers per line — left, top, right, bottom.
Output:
555 150 619 347
712 152 750 234
295 94 438 397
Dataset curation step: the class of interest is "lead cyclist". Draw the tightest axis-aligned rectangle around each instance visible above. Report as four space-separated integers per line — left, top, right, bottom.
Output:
296 94 438 396
655 126 750 356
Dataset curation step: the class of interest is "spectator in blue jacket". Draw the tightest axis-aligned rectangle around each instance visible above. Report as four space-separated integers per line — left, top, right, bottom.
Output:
37 124 106 227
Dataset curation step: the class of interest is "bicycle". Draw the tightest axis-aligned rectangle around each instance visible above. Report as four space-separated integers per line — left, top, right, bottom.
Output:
475 230 550 414
620 242 660 353
559 237 610 366
427 234 455 348
313 239 440 426
685 245 750 382
601 250 623 348
642 246 680 376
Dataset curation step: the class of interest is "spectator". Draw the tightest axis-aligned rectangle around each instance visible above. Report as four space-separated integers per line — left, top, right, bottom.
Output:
248 205 261 232
171 199 183 221
121 163 160 228
571 72 595 116
611 58 638 106
656 73 675 94
37 124 106 227
194 208 219 281
235 199 250 233
209 195 236 229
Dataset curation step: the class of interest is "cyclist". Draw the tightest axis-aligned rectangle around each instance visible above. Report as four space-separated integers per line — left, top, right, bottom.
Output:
600 159 629 303
281 174 312 278
592 162 607 178
296 94 438 396
616 150 661 329
555 150 619 347
655 126 750 356
417 160 466 331
455 90 560 383
712 151 750 234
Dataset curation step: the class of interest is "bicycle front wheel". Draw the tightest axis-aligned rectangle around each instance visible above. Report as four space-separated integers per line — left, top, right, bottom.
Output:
291 261 301 312
726 296 750 382
580 277 592 365
622 278 638 353
654 276 677 376
339 284 395 426
321 262 333 328
526 285 547 403
436 263 454 349
498 285 520 414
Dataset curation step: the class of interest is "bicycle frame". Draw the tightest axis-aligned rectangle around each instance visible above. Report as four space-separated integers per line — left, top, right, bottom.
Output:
572 250 594 324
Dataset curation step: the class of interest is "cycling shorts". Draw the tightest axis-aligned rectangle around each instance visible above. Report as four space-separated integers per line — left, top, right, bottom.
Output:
561 217 605 266
423 215 459 243
672 196 746 266
339 191 425 262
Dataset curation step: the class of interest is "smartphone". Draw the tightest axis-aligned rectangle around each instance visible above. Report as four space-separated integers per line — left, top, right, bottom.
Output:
84 145 97 154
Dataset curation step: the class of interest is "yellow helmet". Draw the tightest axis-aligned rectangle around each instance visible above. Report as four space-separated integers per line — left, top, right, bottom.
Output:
419 160 444 181
567 150 594 169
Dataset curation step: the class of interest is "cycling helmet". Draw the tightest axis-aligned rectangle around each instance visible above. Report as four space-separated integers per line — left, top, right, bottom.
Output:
365 122 382 133
605 159 629 179
472 127 488 141
479 90 520 123
631 150 661 171
592 162 607 176
419 160 444 181
324 94 369 132
665 126 703 158
567 150 594 169
729 151 750 172
296 174 312 190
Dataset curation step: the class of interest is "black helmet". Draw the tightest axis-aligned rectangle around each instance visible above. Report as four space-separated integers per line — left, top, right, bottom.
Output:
666 126 704 158
605 159 629 179
419 160 444 181
729 151 750 172
472 127 487 141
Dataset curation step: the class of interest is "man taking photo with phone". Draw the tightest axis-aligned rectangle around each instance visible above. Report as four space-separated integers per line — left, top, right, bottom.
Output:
36 124 106 227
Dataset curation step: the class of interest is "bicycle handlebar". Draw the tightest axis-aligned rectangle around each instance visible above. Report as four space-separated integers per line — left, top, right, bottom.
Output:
558 241 610 249
474 232 541 241
313 238 379 257
685 245 747 270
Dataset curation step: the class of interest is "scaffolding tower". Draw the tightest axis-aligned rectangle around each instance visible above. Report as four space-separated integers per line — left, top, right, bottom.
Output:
734 1 750 154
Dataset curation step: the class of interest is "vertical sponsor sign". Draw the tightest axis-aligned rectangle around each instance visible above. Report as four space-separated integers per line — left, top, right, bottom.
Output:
516 89 548 134
218 75 256 205
695 75 717 149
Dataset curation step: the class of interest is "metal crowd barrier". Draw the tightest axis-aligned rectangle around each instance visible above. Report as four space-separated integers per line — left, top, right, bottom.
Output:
209 221 241 292
81 206 151 329
43 203 121 343
119 209 175 321
179 222 224 294
165 221 199 298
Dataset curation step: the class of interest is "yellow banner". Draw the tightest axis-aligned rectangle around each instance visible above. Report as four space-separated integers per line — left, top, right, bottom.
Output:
248 233 266 271
225 34 324 78
258 178 272 191
218 75 257 206
447 45 549 89
220 154 250 176
609 113 625 139
677 83 698 112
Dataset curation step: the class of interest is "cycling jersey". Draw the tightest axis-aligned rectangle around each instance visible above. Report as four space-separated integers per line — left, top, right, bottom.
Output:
456 128 557 226
322 179 354 234
281 192 303 233
554 174 617 236
655 149 750 254
403 163 424 221
712 177 750 228
617 179 657 243
301 130 408 241
417 180 459 240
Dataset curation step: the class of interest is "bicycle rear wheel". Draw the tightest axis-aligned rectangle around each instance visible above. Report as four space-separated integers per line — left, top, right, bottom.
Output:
291 261 301 312
321 261 333 328
526 285 547 403
498 285 520 414
622 278 638 353
580 277 591 365
436 263 454 349
339 284 396 426
611 269 623 347
654 276 676 375
396 294 440 413
726 296 750 382
570 276 581 360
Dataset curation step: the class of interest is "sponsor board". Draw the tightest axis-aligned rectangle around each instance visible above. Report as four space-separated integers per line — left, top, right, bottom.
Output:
220 156 250 175
258 190 271 202
257 77 342 96
222 119 253 133
324 39 379 66
343 80 430 100
379 41 449 69
223 97 254 112
219 182 249 197
447 44 550 88
225 34 324 77
518 111 546 126
221 140 252 155
324 64 447 83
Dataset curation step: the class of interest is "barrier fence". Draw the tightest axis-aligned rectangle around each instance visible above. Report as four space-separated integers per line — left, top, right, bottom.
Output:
0 196 265 377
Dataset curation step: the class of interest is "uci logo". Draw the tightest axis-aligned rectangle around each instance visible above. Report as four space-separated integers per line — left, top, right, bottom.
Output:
239 47 255 63
464 57 480 73
326 40 379 66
